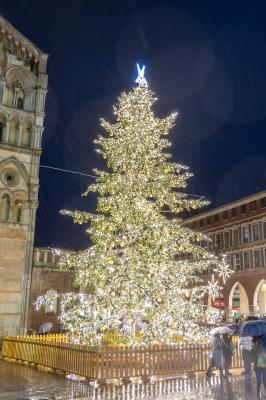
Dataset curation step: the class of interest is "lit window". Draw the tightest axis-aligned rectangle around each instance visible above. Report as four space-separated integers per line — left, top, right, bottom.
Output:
252 224 260 242
254 250 261 268
242 226 249 243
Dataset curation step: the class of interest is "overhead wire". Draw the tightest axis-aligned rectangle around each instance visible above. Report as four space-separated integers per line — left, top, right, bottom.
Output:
0 155 206 198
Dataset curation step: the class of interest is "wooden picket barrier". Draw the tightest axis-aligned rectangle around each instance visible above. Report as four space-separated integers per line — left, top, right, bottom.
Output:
21 332 189 345
1 335 243 381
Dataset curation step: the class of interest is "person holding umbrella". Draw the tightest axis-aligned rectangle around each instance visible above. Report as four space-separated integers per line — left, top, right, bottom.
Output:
239 320 266 399
222 334 233 376
239 335 253 375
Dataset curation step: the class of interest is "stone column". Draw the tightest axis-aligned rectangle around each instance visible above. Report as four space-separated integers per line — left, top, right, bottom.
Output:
19 200 38 334
13 87 19 108
18 123 23 146
7 198 15 223
5 120 10 143
1 80 7 104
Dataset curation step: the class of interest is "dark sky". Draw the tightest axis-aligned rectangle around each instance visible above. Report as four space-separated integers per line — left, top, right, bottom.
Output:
2 1 266 249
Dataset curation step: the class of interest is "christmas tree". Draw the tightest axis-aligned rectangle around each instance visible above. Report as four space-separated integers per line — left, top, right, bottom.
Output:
37 65 226 344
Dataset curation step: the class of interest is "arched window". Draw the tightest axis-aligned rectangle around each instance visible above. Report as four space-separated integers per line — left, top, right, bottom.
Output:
17 97 24 110
0 194 10 222
22 120 32 147
13 201 23 223
9 117 19 145
12 81 24 110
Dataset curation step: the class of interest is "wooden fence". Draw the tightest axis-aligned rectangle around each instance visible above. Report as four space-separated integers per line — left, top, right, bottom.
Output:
2 336 243 381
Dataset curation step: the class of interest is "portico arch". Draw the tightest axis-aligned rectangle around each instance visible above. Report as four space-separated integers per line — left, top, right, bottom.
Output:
254 279 266 315
228 281 249 316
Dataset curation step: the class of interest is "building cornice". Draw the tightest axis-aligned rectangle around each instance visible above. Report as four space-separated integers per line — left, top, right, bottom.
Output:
184 190 266 223
0 15 48 58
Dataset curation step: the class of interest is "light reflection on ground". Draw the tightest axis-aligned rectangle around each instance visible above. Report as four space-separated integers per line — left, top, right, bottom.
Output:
0 359 262 400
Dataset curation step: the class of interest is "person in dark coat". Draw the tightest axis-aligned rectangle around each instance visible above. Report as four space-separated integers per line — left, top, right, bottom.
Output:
207 333 224 378
222 334 233 376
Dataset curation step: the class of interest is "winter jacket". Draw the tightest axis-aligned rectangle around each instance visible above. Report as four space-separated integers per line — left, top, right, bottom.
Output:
240 336 253 351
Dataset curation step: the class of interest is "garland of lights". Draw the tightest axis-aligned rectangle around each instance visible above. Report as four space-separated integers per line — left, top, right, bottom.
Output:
36 65 232 345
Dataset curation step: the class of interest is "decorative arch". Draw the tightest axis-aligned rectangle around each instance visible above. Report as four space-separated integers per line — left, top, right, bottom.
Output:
6 66 36 90
229 281 249 315
0 156 29 187
254 279 266 314
5 66 36 110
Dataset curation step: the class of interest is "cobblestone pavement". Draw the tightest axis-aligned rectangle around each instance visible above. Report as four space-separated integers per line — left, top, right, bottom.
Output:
0 359 264 400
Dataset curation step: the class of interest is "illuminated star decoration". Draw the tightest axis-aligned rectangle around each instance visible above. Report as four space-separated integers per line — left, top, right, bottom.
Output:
208 274 220 301
135 63 147 87
214 255 233 284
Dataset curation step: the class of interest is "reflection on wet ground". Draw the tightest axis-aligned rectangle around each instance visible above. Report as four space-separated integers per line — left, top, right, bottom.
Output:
0 359 263 400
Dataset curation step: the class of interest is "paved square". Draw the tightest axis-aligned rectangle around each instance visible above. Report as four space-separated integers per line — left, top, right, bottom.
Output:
0 360 264 399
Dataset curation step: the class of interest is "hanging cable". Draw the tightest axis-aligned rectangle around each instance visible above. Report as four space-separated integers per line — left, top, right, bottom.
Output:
39 164 96 178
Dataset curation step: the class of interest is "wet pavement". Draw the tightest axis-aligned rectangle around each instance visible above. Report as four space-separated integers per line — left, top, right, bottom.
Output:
0 359 264 400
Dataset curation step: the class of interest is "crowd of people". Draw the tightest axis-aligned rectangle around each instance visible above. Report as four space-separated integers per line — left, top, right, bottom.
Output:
207 329 266 400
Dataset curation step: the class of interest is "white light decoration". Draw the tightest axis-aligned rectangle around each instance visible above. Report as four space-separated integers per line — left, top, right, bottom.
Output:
36 66 220 345
207 274 220 302
214 254 233 284
135 63 147 87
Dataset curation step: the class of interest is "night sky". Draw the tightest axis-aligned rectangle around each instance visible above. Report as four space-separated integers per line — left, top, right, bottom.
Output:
2 1 266 250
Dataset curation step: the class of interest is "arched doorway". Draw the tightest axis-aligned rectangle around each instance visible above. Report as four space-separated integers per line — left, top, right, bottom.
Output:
229 282 249 316
254 280 266 315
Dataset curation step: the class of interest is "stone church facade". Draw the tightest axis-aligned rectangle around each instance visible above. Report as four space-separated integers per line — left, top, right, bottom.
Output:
0 16 48 335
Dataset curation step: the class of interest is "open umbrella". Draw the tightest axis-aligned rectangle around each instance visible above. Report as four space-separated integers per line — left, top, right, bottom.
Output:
210 326 234 335
239 320 266 337
38 322 53 334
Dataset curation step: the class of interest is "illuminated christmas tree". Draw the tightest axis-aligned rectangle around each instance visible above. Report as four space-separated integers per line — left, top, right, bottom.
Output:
37 66 226 344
